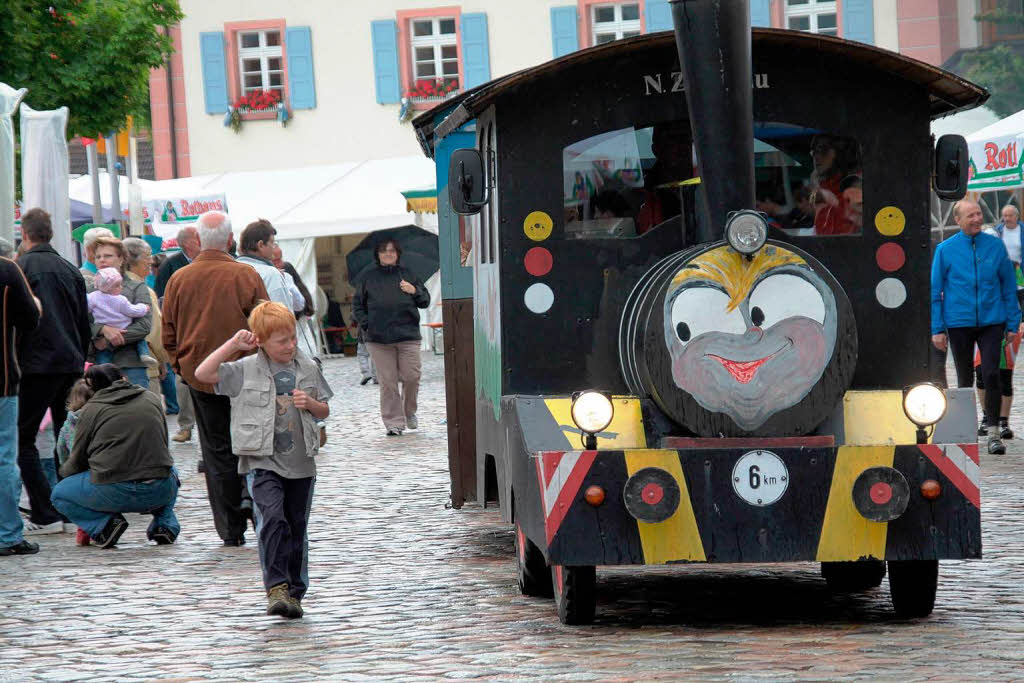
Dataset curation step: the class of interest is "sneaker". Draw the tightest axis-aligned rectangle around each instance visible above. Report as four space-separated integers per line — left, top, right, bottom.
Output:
267 583 291 617
148 527 177 545
140 353 159 368
0 540 39 556
75 528 91 546
1000 420 1014 440
360 376 372 386
172 429 192 443
197 458 206 474
978 417 990 437
286 596 304 619
406 415 418 430
386 428 403 436
988 435 1006 455
93 514 128 549
23 520 64 536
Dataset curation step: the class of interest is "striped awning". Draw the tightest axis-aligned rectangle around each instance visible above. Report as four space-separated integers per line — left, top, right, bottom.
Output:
401 187 437 214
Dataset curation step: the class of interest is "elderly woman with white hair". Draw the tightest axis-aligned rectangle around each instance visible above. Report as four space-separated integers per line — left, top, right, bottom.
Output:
122 238 172 396
79 226 115 285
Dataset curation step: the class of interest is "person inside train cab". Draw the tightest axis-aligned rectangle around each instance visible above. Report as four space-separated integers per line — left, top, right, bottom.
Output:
637 121 694 234
808 134 861 235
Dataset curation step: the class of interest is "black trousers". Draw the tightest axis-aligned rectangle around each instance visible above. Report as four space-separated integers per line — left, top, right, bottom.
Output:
249 469 314 600
948 325 1004 424
189 387 250 542
18 373 78 524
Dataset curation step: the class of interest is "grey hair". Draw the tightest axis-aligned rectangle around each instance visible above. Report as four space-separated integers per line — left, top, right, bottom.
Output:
122 237 152 269
82 226 114 249
196 210 231 251
0 237 13 259
1003 204 1020 218
176 226 198 245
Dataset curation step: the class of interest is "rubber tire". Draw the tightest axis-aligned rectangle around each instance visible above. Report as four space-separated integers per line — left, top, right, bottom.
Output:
888 560 938 618
821 560 887 592
516 522 552 597
551 565 596 625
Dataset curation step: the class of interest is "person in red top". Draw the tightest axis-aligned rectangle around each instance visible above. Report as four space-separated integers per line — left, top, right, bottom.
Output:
809 134 861 236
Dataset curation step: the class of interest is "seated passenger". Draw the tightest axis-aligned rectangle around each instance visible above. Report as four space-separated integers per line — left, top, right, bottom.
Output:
637 121 694 234
809 134 861 235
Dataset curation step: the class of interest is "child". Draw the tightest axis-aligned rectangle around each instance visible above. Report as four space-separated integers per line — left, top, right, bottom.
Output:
55 379 95 546
194 301 333 619
88 267 157 367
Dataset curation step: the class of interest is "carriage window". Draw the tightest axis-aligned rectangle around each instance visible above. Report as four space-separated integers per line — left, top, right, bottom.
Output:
562 121 863 238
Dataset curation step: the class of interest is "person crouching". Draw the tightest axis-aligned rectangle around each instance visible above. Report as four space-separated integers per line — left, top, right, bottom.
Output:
194 302 333 619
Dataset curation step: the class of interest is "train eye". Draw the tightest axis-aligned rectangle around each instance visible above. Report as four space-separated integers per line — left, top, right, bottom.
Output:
748 274 826 328
670 287 746 344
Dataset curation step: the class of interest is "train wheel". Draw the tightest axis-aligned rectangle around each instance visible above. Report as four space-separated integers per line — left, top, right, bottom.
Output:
821 560 886 592
888 560 939 618
516 522 552 597
551 564 596 625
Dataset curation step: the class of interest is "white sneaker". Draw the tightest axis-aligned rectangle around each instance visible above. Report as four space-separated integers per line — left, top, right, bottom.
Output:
140 354 159 368
23 520 64 536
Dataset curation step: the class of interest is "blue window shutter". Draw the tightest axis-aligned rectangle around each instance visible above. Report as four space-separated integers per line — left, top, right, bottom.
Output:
199 32 228 114
843 0 875 45
645 0 673 32
461 13 491 89
750 0 772 28
285 26 316 109
550 6 578 58
371 20 401 104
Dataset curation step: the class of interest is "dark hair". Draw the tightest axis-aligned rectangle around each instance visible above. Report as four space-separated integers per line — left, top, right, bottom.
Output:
839 174 863 193
21 208 53 243
240 219 276 254
591 189 631 218
85 364 124 393
374 238 401 265
811 134 861 180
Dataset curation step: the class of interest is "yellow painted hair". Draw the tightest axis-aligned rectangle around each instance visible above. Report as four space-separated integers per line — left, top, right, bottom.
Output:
670 245 806 311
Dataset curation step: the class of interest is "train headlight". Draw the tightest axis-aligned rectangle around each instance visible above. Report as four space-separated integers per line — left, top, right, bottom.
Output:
725 210 769 255
571 391 614 435
902 383 947 427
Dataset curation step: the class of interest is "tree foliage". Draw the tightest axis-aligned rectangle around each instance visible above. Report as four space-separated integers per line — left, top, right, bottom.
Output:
966 11 1024 117
0 0 183 138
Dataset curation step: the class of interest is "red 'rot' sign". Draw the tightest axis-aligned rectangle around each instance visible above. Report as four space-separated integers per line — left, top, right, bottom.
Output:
985 141 1018 171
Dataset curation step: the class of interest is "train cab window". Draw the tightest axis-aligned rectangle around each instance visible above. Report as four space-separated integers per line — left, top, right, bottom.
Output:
562 120 863 239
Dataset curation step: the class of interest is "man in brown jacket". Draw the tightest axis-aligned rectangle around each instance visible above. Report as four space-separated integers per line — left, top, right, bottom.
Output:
162 210 269 546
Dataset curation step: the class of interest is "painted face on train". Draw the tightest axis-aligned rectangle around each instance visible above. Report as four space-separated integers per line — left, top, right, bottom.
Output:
662 245 838 431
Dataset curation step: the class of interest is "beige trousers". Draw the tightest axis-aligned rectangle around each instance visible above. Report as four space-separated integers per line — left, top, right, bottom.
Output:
366 340 422 430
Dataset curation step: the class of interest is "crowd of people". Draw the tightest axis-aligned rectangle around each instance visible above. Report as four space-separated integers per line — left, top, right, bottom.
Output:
0 207 431 620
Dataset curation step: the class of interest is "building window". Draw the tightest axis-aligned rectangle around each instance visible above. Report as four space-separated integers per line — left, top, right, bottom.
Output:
237 29 284 95
785 0 838 36
410 17 459 89
592 3 642 45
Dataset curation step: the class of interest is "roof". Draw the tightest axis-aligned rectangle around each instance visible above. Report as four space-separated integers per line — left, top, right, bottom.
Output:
415 29 989 158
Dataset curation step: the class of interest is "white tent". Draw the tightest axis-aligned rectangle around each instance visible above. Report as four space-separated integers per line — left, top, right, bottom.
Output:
69 156 443 350
965 108 1024 192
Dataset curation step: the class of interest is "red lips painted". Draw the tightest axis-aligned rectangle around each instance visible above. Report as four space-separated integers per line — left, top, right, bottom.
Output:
705 354 771 383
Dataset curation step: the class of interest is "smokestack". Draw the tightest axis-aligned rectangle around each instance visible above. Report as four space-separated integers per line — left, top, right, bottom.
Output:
669 0 755 242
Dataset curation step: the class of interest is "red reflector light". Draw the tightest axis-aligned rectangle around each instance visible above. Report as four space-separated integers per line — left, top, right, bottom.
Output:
584 485 605 506
920 479 942 500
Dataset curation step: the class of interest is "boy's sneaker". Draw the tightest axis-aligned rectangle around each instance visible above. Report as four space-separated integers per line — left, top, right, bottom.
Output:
0 540 40 556
140 353 159 368
75 528 91 546
93 514 128 549
1000 419 1014 440
286 596 304 619
406 415 418 430
386 428 403 436
978 417 990 437
23 520 63 536
988 435 1006 455
267 583 291 617
148 527 177 545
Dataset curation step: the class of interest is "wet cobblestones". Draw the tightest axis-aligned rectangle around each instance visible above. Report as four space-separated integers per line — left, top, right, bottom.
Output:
1 355 1023 680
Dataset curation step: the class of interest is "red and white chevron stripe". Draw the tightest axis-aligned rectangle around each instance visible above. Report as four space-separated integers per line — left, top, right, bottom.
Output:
918 443 980 509
534 450 597 544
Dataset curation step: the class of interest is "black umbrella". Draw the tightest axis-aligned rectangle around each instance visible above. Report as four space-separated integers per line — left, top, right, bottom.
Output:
346 225 439 285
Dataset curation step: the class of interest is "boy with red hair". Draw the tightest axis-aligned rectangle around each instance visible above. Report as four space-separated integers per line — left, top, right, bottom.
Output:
195 302 332 619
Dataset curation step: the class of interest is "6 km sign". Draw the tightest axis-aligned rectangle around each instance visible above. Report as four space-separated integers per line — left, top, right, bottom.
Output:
732 450 789 506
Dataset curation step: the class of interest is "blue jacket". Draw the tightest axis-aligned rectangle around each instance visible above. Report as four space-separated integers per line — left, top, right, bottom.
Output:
931 231 1021 334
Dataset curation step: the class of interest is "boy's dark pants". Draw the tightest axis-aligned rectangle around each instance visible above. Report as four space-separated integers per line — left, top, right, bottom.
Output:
247 469 314 600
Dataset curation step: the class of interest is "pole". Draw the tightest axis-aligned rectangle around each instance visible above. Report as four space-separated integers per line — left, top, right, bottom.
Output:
105 134 121 228
86 143 102 223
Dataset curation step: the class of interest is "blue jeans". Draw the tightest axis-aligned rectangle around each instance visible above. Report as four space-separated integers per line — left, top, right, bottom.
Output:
0 397 24 548
120 366 150 390
51 469 181 539
160 364 179 413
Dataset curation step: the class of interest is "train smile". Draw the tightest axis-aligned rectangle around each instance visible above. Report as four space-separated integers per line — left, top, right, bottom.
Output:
705 341 791 384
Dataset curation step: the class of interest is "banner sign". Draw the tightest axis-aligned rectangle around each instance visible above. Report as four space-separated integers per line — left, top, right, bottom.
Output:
145 194 228 238
968 136 1024 192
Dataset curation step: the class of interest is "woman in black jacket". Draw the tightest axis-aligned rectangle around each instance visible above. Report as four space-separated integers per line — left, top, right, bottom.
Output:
351 239 429 436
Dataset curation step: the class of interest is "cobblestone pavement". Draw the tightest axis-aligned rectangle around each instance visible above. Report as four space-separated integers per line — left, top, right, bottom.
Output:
2 355 1024 681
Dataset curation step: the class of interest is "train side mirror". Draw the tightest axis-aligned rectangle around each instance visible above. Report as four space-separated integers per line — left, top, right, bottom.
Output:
448 148 490 215
934 134 969 201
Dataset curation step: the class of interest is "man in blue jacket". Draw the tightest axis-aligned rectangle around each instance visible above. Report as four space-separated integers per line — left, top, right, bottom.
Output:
932 199 1022 454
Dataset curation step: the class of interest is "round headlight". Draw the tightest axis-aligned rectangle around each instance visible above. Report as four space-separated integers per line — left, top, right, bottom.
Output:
902 383 947 427
571 391 614 434
725 211 769 255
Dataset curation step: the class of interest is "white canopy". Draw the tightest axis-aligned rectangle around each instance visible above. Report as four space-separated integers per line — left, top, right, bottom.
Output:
964 108 1024 192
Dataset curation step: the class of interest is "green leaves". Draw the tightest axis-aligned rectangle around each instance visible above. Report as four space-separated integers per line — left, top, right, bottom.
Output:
963 45 1024 118
0 0 183 137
